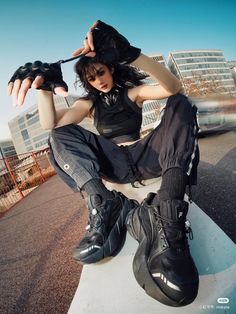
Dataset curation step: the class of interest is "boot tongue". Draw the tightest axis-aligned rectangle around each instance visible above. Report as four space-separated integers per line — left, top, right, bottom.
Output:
159 200 189 249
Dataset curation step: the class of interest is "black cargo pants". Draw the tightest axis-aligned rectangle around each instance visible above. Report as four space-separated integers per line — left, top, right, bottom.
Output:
48 93 199 192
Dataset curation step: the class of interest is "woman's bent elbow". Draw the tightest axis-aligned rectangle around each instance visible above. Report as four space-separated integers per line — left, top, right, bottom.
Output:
171 82 183 95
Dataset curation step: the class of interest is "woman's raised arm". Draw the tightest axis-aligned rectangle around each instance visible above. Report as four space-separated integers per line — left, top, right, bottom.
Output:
132 53 182 95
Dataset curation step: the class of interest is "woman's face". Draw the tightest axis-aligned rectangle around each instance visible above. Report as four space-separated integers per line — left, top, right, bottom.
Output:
86 63 114 93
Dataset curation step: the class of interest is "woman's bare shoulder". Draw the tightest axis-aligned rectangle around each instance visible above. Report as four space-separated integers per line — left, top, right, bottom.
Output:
72 97 94 110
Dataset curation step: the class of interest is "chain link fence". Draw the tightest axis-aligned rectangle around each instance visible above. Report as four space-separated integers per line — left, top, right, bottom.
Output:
0 148 56 217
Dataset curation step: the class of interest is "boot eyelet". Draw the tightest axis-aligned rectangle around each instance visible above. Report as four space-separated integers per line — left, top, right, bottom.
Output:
92 208 97 215
63 164 70 170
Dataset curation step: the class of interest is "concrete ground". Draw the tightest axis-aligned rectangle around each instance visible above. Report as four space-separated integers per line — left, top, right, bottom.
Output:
0 175 87 314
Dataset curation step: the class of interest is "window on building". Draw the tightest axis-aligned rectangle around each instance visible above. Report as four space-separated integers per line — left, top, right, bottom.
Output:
18 117 25 124
25 140 32 146
27 116 39 126
27 146 33 152
21 129 29 141
2 146 15 153
35 139 49 148
19 123 26 130
26 109 38 120
32 133 49 143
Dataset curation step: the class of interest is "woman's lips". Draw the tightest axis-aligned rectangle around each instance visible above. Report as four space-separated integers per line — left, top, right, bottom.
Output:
101 84 108 90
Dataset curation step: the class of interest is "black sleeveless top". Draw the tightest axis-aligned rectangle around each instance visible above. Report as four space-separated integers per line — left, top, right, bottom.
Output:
93 87 142 144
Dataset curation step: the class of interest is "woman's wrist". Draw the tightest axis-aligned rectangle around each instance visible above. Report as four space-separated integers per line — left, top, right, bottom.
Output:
38 89 53 99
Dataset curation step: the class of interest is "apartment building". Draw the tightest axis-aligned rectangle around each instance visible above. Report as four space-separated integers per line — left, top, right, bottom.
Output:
168 49 236 96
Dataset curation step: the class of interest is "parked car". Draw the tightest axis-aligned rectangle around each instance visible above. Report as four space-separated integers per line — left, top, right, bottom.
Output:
189 94 236 135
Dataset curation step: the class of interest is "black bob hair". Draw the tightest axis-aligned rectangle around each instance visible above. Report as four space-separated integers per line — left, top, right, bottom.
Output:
74 55 148 102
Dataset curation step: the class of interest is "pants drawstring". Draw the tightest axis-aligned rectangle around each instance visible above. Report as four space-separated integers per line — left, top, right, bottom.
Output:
122 146 145 188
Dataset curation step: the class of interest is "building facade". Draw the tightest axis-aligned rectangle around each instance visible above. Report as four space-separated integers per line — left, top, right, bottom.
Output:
8 94 78 156
0 139 17 186
168 49 236 96
0 139 17 159
141 54 169 133
228 61 236 85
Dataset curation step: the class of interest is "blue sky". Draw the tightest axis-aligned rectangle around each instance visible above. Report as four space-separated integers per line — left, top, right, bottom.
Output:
0 0 236 140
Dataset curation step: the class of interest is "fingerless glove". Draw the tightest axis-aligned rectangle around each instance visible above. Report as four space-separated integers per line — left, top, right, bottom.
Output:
92 20 141 64
8 61 68 93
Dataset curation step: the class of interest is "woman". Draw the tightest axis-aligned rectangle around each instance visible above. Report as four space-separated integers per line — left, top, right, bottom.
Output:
8 21 199 306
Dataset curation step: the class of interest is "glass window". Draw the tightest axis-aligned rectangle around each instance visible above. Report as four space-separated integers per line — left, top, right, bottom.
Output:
35 139 49 148
21 129 29 140
2 146 15 153
27 146 33 152
26 109 38 120
27 116 39 126
32 133 49 143
19 123 26 130
25 140 32 146
18 117 25 124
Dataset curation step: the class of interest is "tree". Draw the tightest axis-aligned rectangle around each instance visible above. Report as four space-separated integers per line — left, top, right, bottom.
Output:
182 71 229 97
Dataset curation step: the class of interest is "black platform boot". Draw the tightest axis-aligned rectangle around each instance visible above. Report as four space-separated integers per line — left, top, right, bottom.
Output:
73 191 138 264
126 193 199 306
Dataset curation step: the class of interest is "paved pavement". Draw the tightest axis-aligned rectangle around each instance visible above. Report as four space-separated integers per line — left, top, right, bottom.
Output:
0 176 87 314
0 130 235 314
192 130 236 242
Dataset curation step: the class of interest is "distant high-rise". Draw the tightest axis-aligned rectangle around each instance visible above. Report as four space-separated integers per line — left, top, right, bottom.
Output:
0 139 17 176
168 49 236 96
0 139 16 159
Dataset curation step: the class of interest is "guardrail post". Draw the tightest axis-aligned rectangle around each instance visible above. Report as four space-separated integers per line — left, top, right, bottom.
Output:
5 158 24 199
31 152 45 182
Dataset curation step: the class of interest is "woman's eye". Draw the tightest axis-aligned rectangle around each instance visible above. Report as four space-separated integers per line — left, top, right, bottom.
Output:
88 77 95 82
98 70 105 76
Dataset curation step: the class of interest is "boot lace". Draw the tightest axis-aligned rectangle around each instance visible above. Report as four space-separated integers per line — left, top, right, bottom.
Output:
153 208 193 249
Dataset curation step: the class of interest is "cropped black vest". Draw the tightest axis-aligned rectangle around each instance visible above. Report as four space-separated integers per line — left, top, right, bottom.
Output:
93 87 142 144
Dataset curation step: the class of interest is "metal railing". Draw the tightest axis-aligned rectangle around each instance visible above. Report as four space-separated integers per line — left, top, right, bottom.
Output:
0 148 56 217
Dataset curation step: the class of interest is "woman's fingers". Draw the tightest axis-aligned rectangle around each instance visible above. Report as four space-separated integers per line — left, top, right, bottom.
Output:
83 38 91 53
9 76 43 106
54 86 68 97
72 47 84 57
17 78 33 106
31 76 44 89
11 79 22 105
87 31 94 51
72 21 98 57
72 38 95 57
7 82 14 96
72 40 90 56
85 51 96 57
89 21 99 31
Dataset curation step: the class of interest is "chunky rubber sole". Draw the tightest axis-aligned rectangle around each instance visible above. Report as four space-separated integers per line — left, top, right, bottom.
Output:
74 198 136 264
126 207 197 307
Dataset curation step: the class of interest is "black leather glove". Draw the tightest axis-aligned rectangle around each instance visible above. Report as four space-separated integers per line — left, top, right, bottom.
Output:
92 20 141 64
8 61 68 93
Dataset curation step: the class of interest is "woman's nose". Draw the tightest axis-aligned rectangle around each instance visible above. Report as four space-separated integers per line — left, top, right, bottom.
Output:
96 76 103 83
